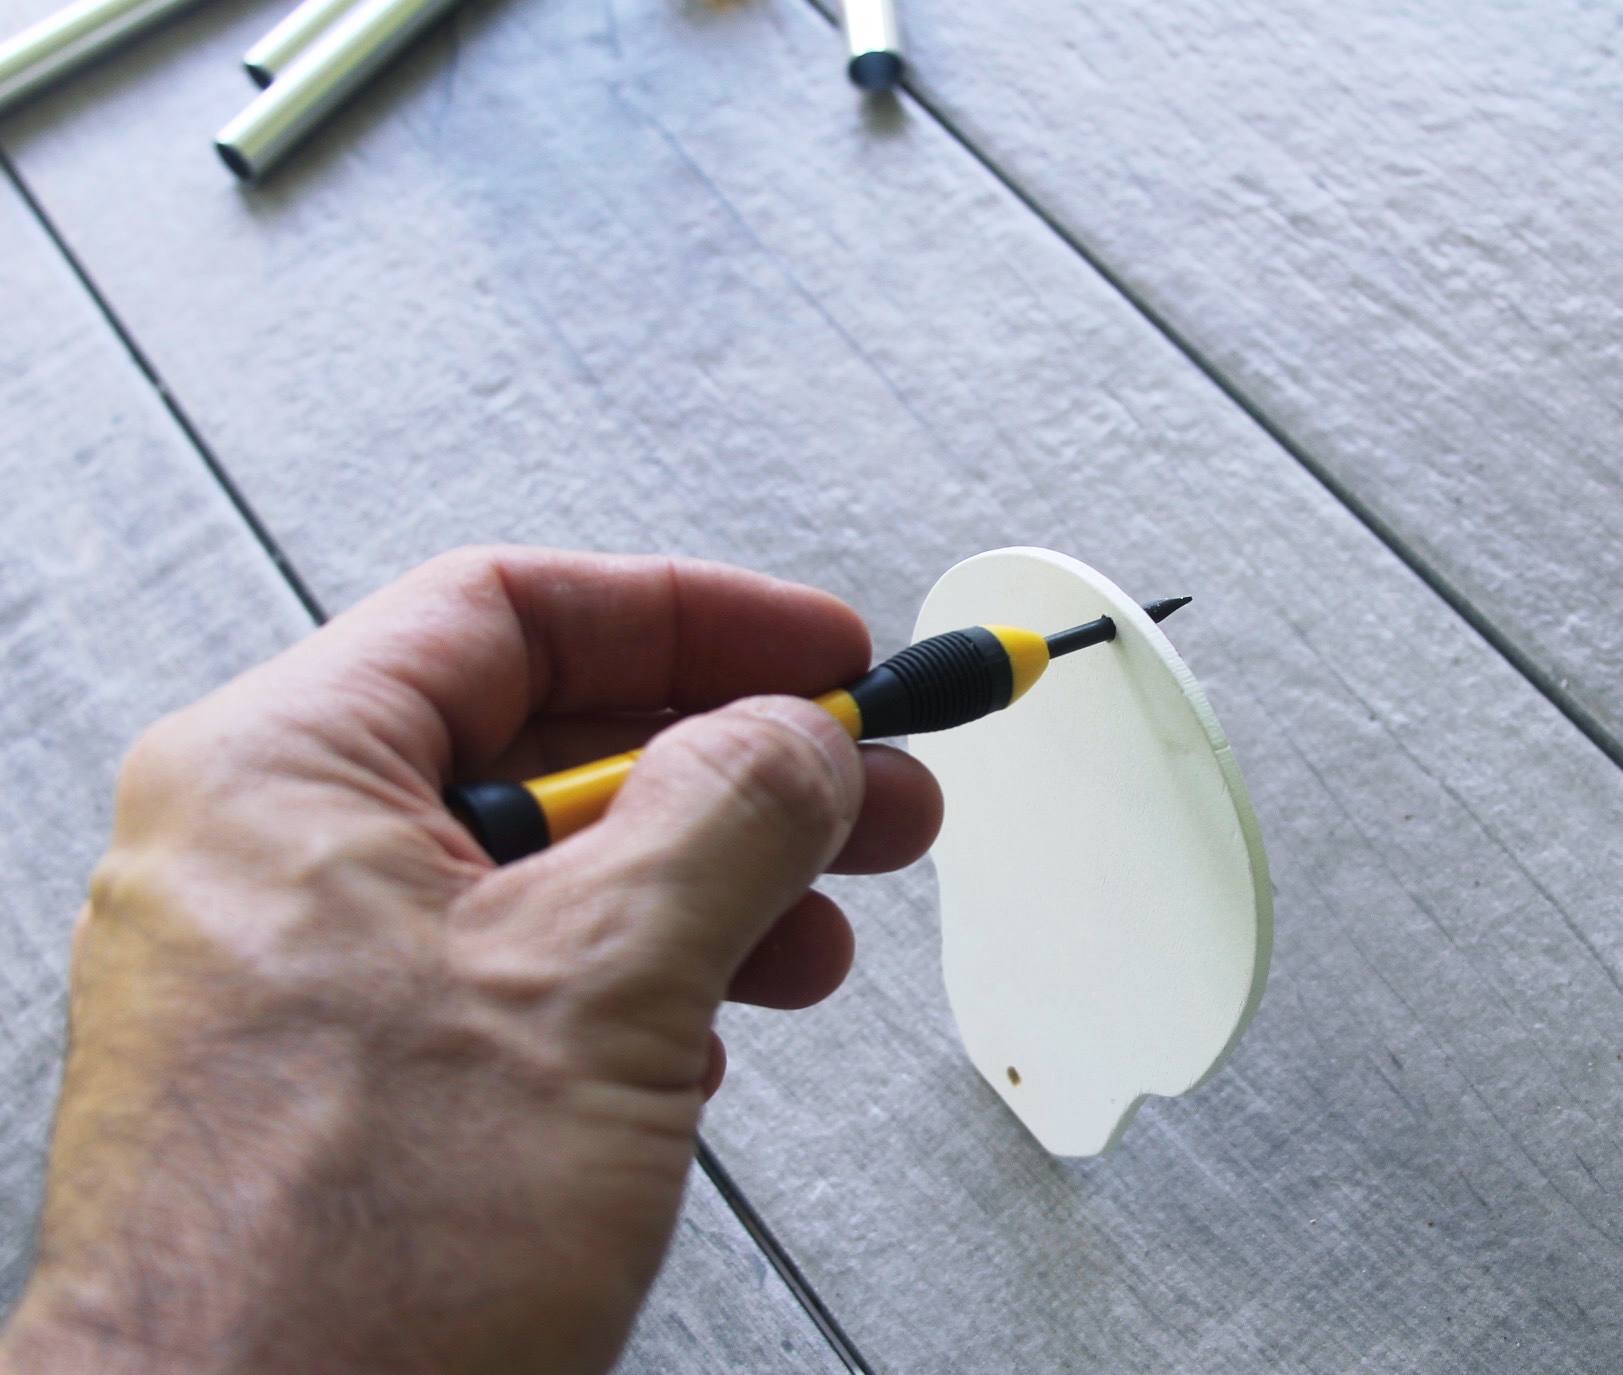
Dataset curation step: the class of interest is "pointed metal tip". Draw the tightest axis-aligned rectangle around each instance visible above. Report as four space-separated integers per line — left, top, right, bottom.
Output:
1144 596 1192 624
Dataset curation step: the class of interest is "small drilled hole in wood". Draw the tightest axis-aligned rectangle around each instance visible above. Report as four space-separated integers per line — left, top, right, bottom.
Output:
1006 1066 1021 1086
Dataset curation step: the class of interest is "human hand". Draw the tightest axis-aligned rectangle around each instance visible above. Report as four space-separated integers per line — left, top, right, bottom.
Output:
0 548 942 1375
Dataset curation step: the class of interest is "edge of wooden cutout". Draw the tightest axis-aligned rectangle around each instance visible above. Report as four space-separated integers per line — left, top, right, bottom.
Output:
912 547 1273 1155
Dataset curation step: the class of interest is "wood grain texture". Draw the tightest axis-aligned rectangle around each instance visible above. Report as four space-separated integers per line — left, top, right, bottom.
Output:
811 0 1623 758
3 0 1621 1367
0 181 851 1375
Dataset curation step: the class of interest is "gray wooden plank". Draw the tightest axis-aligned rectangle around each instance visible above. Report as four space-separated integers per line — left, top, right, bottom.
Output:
809 0 1623 761
620 1186 851 1375
0 179 309 1307
3 0 1621 1368
0 180 850 1375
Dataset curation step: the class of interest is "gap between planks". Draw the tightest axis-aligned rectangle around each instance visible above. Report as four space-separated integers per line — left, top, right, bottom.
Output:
0 144 872 1375
0 148 328 625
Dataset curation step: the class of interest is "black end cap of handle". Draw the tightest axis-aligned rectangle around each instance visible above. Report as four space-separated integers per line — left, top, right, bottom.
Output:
445 782 550 865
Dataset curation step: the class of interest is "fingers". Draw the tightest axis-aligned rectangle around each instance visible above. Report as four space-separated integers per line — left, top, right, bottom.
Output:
479 712 676 781
831 745 943 874
479 727 942 876
701 1032 727 1100
602 696 862 979
727 890 855 1009
493 697 863 996
464 744 909 1003
453 702 937 1100
710 891 865 1103
248 548 871 785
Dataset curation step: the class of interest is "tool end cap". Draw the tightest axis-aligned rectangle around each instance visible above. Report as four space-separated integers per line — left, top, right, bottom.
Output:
848 51 903 91
445 782 550 864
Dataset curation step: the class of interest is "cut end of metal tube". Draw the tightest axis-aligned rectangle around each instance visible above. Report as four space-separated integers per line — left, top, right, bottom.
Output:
244 60 273 88
215 138 254 181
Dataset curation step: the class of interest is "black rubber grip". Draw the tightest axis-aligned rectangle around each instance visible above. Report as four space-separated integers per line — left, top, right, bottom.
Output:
848 627 1013 739
445 782 550 864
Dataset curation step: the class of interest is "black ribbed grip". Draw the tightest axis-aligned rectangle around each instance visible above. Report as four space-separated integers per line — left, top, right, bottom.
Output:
848 627 1013 739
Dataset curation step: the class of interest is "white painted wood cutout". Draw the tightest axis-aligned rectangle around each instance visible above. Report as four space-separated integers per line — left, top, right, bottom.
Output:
910 548 1271 1156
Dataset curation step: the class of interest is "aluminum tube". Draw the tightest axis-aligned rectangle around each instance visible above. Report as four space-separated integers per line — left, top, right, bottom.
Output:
243 0 359 88
841 0 902 91
216 0 457 180
0 0 204 115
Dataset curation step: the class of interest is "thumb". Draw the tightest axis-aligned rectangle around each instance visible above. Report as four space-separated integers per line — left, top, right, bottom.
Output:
567 696 863 992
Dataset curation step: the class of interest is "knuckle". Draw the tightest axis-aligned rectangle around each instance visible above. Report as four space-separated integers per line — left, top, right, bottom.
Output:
118 702 262 820
416 545 512 605
86 844 138 918
421 544 498 579
116 711 193 806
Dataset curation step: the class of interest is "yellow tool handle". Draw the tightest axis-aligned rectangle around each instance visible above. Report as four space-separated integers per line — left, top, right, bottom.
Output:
519 690 859 846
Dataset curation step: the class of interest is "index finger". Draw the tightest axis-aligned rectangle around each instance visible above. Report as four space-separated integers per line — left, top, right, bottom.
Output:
257 546 873 782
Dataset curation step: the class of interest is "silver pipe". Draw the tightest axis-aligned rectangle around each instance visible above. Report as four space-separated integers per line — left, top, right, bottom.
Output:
841 0 902 92
242 0 358 88
215 0 458 180
0 0 206 115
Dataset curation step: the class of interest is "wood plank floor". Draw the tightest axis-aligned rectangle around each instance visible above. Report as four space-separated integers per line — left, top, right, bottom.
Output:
2 0 1619 1369
822 0 1623 761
